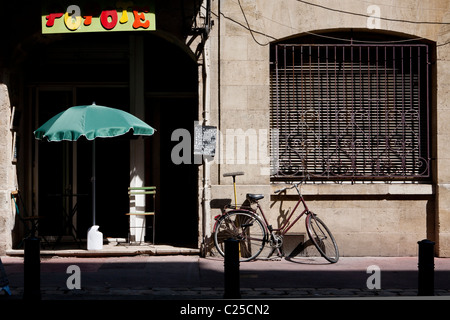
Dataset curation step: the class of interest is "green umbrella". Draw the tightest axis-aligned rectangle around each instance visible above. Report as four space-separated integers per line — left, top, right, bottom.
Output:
34 103 155 228
34 103 155 141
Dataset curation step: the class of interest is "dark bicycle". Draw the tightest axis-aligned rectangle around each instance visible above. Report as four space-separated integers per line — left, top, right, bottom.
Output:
213 172 339 263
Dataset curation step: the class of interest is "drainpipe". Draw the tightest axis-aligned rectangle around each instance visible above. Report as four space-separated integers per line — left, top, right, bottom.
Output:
202 0 212 254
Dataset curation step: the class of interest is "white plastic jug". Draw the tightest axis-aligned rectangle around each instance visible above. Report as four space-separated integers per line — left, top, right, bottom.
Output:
87 225 103 250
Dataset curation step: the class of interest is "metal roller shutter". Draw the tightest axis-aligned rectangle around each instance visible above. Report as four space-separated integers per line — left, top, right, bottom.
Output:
270 44 431 181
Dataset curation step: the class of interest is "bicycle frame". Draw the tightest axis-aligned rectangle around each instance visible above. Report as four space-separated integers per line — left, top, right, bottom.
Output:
256 185 310 236
215 182 310 237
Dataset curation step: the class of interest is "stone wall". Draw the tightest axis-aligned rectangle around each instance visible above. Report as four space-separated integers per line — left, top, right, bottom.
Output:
206 0 450 256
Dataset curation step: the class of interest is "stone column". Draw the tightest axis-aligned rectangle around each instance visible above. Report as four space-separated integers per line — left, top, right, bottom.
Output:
436 20 450 257
0 84 14 254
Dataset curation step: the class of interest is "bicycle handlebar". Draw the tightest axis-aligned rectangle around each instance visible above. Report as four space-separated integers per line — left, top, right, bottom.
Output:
274 174 310 194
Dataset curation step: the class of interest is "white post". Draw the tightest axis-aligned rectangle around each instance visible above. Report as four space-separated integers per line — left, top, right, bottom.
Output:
129 35 146 242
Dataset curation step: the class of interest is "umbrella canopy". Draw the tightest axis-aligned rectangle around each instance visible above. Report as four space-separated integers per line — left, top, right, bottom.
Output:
34 103 155 235
34 103 155 141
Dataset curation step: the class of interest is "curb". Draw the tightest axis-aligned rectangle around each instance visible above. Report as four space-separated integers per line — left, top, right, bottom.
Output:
5 245 200 258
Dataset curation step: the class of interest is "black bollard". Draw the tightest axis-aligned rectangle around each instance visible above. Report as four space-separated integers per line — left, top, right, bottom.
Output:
224 238 241 299
418 239 435 296
23 236 41 300
0 257 11 295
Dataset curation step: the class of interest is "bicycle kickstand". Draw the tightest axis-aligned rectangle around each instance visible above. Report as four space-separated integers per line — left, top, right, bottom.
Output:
266 246 283 261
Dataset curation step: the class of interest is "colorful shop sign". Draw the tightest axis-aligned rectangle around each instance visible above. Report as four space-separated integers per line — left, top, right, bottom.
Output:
42 1 155 34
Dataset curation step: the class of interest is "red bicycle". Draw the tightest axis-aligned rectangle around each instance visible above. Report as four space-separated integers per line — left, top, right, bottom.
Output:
213 172 339 263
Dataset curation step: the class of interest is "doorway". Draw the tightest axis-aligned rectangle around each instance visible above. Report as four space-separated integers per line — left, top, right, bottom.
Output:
146 96 198 247
27 32 199 248
143 33 199 247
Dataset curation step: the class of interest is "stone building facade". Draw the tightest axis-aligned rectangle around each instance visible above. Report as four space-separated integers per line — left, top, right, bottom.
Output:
204 0 450 257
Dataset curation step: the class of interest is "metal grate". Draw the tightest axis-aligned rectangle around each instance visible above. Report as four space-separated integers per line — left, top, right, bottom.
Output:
270 44 431 180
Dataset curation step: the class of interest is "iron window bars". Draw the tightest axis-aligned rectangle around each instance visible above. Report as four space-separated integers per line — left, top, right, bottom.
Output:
270 44 431 181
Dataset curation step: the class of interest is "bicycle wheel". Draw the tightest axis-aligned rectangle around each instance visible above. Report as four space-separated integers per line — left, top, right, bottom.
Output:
214 211 266 262
306 213 339 263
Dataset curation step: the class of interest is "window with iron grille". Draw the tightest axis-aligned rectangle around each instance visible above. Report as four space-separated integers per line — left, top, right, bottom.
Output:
270 43 431 181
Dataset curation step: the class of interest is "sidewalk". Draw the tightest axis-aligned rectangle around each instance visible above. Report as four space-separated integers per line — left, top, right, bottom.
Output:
1 249 450 300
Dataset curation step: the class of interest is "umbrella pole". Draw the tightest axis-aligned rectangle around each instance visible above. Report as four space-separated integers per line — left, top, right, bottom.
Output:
88 139 102 250
92 139 96 226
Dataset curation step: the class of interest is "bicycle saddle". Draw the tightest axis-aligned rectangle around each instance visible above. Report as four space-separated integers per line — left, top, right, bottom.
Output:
223 172 244 177
246 193 264 201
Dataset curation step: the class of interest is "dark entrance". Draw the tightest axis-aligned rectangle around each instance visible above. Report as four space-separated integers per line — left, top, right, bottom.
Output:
144 35 199 248
27 32 198 247
146 96 198 247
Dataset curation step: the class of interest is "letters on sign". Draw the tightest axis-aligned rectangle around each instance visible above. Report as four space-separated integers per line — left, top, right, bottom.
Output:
42 1 155 34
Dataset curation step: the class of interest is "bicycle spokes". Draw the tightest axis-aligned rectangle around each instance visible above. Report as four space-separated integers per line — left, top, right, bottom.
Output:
214 211 266 262
306 214 339 263
310 220 328 243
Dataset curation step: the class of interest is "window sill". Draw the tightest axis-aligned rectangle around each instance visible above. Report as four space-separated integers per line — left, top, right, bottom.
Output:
270 183 435 196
